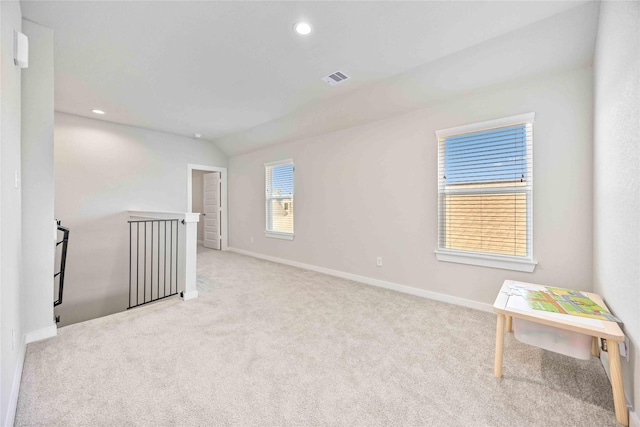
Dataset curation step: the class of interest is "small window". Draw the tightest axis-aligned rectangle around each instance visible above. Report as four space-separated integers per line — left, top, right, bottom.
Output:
435 113 536 272
265 160 294 240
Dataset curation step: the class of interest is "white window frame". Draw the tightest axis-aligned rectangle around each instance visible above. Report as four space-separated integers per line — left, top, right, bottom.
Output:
434 113 537 272
265 159 294 240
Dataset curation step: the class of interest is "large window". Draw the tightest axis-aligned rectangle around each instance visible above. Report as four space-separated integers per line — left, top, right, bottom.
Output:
435 113 536 272
265 159 294 240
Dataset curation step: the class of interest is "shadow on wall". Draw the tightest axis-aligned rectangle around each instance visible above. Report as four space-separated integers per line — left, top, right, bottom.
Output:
54 211 131 326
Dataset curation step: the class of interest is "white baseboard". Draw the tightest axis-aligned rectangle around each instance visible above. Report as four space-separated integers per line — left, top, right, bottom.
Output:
4 337 26 427
182 290 199 301
5 325 58 425
228 247 493 313
25 323 57 344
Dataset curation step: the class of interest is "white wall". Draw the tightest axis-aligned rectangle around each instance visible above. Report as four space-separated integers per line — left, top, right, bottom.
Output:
21 19 56 338
54 113 227 325
593 0 640 417
0 1 24 425
192 170 205 243
229 65 593 307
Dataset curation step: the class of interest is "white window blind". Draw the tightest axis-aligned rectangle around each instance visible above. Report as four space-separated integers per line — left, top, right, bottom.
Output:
265 160 294 238
436 113 534 261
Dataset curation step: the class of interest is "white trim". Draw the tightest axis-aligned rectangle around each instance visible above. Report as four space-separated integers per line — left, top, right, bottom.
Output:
128 211 200 223
265 231 294 240
435 112 535 138
187 164 228 250
434 250 537 272
25 323 57 344
630 410 640 427
436 113 535 266
4 336 26 427
181 290 199 301
228 247 493 313
265 160 295 236
264 158 294 167
183 213 200 223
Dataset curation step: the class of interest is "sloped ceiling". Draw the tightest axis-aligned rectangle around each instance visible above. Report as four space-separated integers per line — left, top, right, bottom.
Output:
21 1 597 156
216 2 599 156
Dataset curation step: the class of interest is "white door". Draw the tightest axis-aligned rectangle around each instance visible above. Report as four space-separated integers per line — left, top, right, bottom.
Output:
203 172 221 249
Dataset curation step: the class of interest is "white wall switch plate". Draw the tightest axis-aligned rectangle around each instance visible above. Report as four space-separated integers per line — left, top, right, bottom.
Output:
14 31 28 68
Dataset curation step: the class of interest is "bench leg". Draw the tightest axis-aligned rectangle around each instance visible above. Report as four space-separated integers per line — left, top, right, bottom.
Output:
592 336 600 358
494 314 505 378
506 315 513 333
608 340 628 426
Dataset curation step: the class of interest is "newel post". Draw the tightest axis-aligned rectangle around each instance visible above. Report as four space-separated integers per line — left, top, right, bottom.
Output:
180 212 200 301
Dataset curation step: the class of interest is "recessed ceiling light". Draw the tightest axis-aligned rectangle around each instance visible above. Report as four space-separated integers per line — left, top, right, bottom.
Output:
294 22 312 35
91 109 105 115
193 133 202 138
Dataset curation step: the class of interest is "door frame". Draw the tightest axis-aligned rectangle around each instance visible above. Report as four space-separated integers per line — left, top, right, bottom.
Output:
187 163 228 250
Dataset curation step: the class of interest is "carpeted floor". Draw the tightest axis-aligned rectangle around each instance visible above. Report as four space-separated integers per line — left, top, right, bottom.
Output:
16 248 618 426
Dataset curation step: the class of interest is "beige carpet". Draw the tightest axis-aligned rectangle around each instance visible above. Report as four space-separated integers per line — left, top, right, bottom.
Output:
16 248 618 426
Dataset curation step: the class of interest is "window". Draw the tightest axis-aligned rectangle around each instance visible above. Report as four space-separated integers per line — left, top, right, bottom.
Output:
265 159 294 240
434 113 537 272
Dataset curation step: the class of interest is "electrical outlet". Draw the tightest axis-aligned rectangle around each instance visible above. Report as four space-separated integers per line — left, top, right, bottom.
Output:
376 256 383 267
620 337 629 361
250 237 254 244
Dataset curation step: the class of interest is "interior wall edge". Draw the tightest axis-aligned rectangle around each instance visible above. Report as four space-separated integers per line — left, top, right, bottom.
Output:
3 338 25 427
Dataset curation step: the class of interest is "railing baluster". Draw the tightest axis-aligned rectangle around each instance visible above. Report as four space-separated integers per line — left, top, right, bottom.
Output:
157 221 160 299
129 222 132 308
144 222 147 304
128 219 181 309
176 219 178 295
136 222 139 307
169 221 173 292
164 221 167 297
54 223 70 308
151 221 154 301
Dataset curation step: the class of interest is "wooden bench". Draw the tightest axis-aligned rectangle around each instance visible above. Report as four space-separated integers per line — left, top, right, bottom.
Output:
493 280 628 426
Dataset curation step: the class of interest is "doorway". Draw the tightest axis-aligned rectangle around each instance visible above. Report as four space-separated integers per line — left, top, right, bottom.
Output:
187 164 228 251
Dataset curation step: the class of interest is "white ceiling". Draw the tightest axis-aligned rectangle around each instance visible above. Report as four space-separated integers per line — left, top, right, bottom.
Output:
216 2 599 156
21 1 593 156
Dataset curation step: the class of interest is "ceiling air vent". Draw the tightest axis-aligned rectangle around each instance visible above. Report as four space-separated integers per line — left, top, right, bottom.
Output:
322 70 350 86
